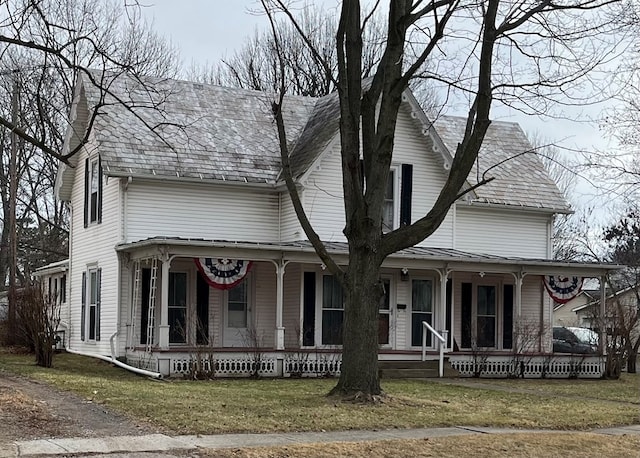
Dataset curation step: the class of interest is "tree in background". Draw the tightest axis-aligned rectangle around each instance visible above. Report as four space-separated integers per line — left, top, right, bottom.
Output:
0 0 179 343
265 0 627 397
603 208 640 373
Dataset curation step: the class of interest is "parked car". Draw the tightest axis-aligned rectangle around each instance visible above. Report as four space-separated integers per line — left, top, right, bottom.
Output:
552 326 598 354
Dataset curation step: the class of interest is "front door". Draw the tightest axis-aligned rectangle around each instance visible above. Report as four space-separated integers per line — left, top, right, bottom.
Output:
223 278 250 347
411 279 433 347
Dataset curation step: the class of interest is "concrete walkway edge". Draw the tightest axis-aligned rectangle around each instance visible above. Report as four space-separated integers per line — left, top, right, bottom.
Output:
4 425 640 457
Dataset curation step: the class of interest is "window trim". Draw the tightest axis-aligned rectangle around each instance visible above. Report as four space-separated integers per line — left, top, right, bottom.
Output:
82 266 101 342
84 155 102 227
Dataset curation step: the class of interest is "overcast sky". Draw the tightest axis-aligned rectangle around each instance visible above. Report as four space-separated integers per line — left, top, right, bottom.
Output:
139 1 621 212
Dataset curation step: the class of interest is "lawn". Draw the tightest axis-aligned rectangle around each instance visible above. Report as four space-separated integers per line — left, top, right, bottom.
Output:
204 433 640 458
1 351 638 435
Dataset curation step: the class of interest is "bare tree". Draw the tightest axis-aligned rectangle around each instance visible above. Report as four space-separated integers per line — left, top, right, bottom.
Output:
0 0 180 344
603 207 640 373
264 0 626 397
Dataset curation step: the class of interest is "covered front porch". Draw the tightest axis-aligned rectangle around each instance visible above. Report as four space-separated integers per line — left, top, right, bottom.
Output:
115 238 616 378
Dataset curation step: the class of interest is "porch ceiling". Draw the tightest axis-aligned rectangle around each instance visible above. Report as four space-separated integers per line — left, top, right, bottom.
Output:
115 237 621 277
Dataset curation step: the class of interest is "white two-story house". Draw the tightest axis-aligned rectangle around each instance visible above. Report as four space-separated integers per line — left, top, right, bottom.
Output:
51 72 615 378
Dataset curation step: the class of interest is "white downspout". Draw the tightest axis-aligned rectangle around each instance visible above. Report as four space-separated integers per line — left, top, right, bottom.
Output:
65 331 161 379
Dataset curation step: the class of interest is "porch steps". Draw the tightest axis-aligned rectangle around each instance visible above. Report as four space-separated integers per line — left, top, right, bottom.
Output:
379 360 459 379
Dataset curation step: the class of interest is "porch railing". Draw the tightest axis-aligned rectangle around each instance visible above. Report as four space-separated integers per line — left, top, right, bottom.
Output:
422 321 448 378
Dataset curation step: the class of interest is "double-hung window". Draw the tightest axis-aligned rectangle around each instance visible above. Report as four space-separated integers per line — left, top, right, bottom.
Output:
81 268 101 341
84 156 102 226
322 275 343 345
382 164 413 232
382 168 397 232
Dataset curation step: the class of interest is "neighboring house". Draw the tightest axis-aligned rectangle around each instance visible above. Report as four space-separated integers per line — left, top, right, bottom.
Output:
572 286 639 333
553 289 599 327
50 72 618 378
33 259 69 349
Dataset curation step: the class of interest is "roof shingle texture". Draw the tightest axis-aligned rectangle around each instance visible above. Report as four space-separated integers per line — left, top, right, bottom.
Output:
434 116 570 212
83 73 316 184
82 73 568 211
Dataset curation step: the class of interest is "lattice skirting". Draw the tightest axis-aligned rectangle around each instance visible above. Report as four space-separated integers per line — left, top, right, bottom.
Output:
449 354 604 378
283 354 342 377
172 356 278 377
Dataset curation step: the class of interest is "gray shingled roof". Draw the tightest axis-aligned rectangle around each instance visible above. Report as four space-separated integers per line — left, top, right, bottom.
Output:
434 116 570 212
80 72 568 212
82 72 316 184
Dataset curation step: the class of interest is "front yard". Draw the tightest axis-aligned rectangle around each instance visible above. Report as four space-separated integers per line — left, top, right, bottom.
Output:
0 350 638 435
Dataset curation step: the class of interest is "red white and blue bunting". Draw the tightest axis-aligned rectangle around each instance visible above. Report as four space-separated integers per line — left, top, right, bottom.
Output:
543 276 583 304
195 258 252 290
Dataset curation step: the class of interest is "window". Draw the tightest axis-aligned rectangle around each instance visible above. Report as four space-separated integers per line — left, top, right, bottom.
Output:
461 282 502 349
322 275 343 345
382 168 397 232
81 268 101 341
168 272 187 344
84 156 102 226
227 279 248 328
60 274 66 303
382 164 413 231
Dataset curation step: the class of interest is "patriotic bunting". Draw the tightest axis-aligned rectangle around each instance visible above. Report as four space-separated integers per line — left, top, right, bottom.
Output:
543 276 583 304
195 258 252 290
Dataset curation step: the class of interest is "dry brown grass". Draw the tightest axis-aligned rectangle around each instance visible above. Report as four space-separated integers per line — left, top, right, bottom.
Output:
205 433 640 458
0 385 63 441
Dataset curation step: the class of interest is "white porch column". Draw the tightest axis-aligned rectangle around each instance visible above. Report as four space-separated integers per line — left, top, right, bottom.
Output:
438 269 448 349
599 275 607 354
514 272 523 351
158 256 171 349
274 260 288 350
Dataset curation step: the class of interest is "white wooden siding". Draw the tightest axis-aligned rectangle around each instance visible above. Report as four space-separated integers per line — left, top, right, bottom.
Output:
68 141 122 355
280 192 303 242
253 261 276 346
303 109 454 246
455 206 551 258
124 180 280 243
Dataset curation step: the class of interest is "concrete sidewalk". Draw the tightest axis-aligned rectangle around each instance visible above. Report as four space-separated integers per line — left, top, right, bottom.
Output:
4 425 640 457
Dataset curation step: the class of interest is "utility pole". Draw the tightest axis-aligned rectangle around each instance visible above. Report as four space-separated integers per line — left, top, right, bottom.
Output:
7 75 18 344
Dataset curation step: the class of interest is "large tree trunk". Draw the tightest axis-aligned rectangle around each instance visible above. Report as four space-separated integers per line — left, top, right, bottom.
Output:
330 247 384 397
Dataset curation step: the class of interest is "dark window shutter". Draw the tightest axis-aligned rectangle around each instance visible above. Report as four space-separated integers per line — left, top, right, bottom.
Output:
81 272 86 341
461 282 472 348
503 284 514 350
84 158 89 228
95 268 101 341
97 156 103 224
303 272 316 346
359 159 365 191
400 164 413 226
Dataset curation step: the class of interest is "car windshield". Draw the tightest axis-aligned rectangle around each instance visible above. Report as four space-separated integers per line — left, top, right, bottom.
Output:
567 327 598 345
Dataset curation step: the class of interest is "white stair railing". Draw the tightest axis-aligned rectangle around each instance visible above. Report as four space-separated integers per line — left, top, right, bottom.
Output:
421 321 449 378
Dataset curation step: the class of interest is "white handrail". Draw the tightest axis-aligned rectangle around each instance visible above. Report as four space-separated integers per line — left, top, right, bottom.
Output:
421 321 449 378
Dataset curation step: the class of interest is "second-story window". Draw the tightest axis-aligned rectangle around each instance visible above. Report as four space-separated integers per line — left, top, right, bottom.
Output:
382 168 397 232
84 156 102 227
